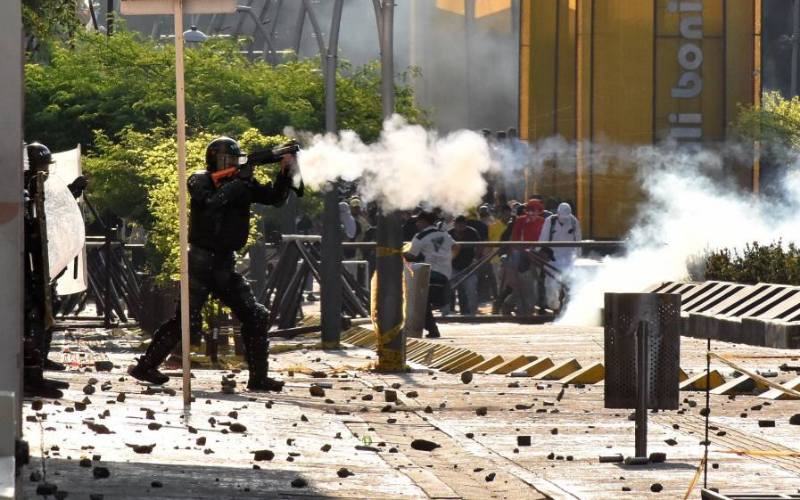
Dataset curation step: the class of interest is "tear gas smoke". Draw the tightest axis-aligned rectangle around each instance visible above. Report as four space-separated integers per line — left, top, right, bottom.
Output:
295 116 799 328
559 142 800 326
295 115 493 215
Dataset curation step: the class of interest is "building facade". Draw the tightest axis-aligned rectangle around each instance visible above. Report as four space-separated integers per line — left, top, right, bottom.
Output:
520 0 762 238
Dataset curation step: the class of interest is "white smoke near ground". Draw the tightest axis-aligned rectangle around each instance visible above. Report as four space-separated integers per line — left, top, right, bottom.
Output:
295 114 493 214
558 142 800 326
294 116 799 327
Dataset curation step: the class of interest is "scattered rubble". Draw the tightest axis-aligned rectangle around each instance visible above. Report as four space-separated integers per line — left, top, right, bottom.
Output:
411 439 440 452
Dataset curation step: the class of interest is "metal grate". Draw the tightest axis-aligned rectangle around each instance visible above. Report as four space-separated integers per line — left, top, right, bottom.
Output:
604 293 681 410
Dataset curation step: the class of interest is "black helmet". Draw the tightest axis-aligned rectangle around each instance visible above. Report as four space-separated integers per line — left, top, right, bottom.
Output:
205 137 246 172
27 142 53 172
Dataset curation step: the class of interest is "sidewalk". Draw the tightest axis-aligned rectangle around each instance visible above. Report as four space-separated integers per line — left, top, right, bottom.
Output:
20 323 800 499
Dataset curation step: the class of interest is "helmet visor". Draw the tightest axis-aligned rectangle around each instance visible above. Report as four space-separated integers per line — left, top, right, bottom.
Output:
216 152 247 171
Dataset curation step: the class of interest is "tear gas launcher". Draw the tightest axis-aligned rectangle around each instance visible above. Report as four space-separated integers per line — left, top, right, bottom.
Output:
211 141 301 188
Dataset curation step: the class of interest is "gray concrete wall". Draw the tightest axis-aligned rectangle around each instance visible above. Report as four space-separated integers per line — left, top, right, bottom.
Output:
0 0 23 446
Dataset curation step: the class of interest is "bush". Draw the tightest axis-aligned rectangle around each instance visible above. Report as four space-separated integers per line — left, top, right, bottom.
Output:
25 29 429 152
83 126 293 284
29 29 428 284
699 241 800 285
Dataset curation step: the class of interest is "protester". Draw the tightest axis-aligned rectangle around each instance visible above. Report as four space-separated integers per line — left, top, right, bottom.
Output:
476 204 496 301
403 210 459 338
340 201 357 259
437 212 455 232
402 207 422 241
348 198 371 285
489 204 513 296
539 202 582 312
478 204 494 225
446 215 481 315
509 199 546 315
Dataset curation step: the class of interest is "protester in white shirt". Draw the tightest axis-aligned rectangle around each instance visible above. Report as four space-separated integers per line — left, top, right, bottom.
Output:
403 210 459 338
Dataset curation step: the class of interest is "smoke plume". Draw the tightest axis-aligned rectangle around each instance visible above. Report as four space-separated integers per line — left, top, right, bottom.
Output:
559 142 800 326
295 115 493 214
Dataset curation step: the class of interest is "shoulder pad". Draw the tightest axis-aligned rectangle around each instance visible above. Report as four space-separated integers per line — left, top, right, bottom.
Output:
187 171 213 195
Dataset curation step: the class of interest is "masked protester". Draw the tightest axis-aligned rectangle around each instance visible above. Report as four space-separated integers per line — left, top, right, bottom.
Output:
507 199 546 315
539 202 582 311
130 137 299 392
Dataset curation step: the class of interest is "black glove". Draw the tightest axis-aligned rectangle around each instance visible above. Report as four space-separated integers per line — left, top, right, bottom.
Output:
68 175 88 198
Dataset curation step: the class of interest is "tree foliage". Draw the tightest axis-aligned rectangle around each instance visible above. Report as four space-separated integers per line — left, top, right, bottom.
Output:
23 0 82 52
735 91 800 150
84 127 296 283
30 29 429 283
694 241 800 286
25 29 429 152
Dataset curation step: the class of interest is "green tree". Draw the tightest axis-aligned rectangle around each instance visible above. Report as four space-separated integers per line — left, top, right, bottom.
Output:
25 29 429 151
23 0 82 56
735 91 800 149
27 29 430 283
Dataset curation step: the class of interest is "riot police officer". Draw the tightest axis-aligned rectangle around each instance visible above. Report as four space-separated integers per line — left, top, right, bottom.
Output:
130 137 297 392
24 142 86 397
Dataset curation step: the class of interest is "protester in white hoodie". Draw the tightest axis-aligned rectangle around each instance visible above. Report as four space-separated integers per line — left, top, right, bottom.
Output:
539 202 582 310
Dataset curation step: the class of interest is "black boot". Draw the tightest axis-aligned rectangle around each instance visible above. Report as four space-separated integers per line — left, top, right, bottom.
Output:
24 366 64 399
244 334 283 392
129 319 178 385
43 328 66 371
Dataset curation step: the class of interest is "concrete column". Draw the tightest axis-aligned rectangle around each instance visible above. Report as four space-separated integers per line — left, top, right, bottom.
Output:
0 0 24 479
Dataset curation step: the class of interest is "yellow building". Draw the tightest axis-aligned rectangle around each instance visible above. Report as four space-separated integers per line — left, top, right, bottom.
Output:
520 0 762 238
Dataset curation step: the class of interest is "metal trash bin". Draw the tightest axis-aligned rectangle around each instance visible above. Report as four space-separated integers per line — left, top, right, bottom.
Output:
404 263 431 339
604 293 681 410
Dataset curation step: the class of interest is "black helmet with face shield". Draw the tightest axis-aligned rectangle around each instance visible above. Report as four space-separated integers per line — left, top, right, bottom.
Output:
27 142 54 173
205 137 247 172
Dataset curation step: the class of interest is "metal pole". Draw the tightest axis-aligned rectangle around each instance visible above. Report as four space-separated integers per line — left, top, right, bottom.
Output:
792 0 800 97
703 337 711 488
0 0 23 483
375 0 404 372
464 0 473 128
301 0 328 75
267 0 284 65
107 0 114 35
292 2 307 57
380 0 395 118
320 0 345 349
635 321 649 458
104 227 114 327
173 0 193 408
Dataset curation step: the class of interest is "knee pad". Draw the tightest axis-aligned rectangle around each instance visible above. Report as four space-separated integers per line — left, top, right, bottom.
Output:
240 302 269 338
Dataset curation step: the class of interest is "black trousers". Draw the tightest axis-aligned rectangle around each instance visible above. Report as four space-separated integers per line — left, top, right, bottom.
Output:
424 272 449 336
144 247 269 376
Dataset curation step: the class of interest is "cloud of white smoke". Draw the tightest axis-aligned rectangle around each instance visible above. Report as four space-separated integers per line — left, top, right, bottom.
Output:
559 142 800 326
295 115 493 215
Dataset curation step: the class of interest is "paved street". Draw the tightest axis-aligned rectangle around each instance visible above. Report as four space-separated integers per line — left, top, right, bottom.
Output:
20 323 800 499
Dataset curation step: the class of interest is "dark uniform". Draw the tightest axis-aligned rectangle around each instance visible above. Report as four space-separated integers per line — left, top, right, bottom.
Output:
130 137 294 392
23 142 87 398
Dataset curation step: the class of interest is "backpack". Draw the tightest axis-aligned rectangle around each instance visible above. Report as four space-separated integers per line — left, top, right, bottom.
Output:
546 214 577 242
